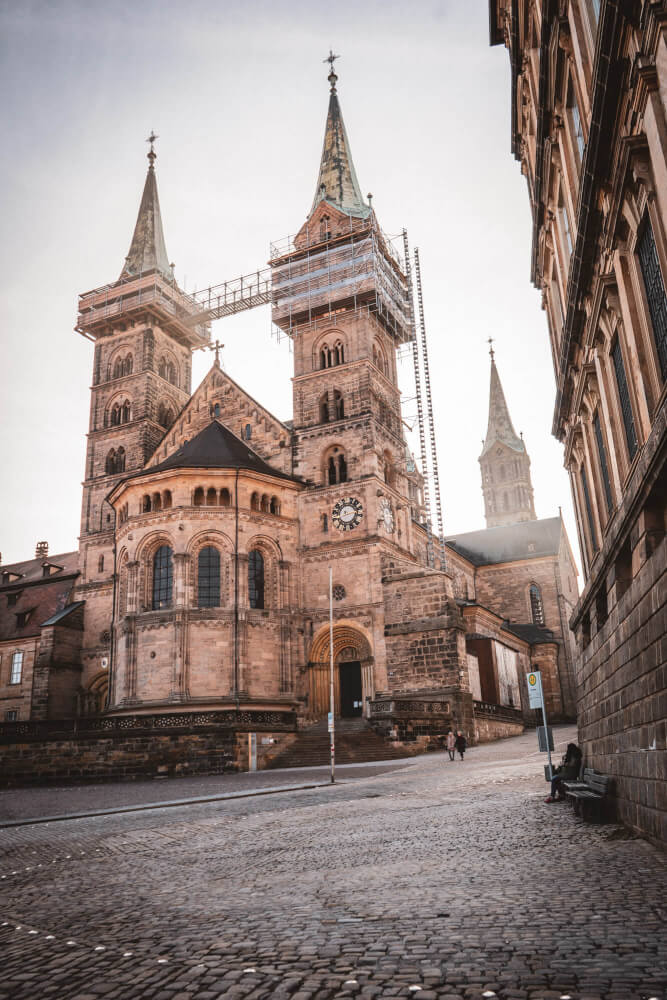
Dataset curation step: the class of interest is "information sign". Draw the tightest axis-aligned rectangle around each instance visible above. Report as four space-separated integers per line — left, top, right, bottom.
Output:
526 671 544 710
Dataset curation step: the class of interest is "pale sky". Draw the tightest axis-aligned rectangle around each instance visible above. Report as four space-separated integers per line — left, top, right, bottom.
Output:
0 0 581 579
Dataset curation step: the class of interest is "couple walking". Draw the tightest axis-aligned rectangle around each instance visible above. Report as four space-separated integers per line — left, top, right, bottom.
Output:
446 729 466 761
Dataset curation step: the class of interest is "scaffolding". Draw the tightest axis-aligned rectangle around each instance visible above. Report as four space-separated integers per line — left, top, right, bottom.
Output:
270 217 412 343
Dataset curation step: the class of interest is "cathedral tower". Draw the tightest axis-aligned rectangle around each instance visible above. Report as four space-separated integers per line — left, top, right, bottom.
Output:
74 137 209 680
479 348 536 528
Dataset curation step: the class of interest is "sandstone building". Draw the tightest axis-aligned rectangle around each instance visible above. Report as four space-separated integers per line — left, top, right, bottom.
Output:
0 64 577 778
490 0 667 844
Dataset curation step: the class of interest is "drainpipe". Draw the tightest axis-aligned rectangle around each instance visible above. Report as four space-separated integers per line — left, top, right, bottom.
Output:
234 467 240 709
105 501 117 713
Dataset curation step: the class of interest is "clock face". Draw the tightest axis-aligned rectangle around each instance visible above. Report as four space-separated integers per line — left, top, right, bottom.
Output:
332 496 364 532
380 498 394 533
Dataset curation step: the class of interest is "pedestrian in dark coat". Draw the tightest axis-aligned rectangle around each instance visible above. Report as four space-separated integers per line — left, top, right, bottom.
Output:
455 731 467 760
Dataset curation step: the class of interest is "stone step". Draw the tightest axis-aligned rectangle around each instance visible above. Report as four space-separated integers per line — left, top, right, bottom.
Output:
265 719 414 769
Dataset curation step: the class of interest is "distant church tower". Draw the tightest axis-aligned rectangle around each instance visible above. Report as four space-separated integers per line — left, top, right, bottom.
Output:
74 135 208 676
479 346 536 528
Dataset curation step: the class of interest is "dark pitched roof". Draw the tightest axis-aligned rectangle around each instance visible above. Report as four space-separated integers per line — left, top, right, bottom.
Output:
0 551 80 642
504 623 556 645
41 601 86 628
446 517 562 567
146 420 298 482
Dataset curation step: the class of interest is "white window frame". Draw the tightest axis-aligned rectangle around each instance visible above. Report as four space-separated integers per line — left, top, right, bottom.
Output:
10 650 23 685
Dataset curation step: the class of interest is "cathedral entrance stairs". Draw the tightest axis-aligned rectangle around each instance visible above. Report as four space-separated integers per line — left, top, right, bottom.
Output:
264 718 416 769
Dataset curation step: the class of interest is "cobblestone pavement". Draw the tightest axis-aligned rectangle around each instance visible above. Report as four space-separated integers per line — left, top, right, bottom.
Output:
0 760 414 823
1 726 666 1000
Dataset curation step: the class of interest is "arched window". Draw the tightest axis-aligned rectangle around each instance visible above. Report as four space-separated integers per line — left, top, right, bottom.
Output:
105 449 116 475
322 513 328 533
122 400 131 423
327 451 348 485
250 492 260 511
152 545 173 610
98 554 104 573
261 494 270 513
335 341 344 365
529 584 545 626
383 452 395 487
113 357 123 379
220 488 231 507
157 404 174 429
206 487 217 507
334 390 344 420
270 496 280 515
152 492 162 512
116 447 125 473
244 424 252 440
111 403 122 426
373 341 386 375
123 354 133 376
166 362 177 386
320 344 331 369
193 487 205 507
158 357 176 384
213 402 221 418
319 394 329 423
320 215 330 241
198 546 220 608
142 494 152 513
248 549 264 609
162 490 172 509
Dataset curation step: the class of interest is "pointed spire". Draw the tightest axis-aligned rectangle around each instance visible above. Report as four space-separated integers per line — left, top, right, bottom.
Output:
120 133 172 281
310 54 370 219
480 353 525 457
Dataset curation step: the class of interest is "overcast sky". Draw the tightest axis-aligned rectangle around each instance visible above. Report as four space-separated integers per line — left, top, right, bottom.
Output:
0 0 581 580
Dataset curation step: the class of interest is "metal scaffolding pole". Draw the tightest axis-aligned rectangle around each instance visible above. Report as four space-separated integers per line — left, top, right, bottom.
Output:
414 247 446 570
402 229 434 568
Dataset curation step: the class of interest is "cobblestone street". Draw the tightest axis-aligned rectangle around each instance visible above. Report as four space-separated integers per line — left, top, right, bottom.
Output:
1 728 665 1000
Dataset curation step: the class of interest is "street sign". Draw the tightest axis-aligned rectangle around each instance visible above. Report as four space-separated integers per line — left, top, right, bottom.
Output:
526 671 544 710
328 711 334 733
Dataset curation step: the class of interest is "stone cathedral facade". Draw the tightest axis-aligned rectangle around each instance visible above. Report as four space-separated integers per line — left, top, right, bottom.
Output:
0 68 579 772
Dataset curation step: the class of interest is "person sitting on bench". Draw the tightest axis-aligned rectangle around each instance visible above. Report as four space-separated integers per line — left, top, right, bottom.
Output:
545 743 582 802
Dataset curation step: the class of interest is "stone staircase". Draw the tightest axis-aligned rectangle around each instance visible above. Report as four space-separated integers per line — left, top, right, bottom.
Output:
264 717 415 769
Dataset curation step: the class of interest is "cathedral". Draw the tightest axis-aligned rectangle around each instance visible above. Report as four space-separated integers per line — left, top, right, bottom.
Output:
0 64 578 773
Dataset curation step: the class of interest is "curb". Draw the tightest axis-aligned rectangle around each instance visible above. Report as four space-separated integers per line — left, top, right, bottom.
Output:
0 780 337 829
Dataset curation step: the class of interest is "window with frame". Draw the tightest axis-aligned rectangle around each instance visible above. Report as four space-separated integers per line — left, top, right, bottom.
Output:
593 411 613 515
152 545 173 610
248 549 265 610
529 584 545 626
197 546 220 608
611 339 638 460
10 651 23 684
580 462 598 553
637 217 667 380
567 79 585 162
5 710 18 721
560 192 573 259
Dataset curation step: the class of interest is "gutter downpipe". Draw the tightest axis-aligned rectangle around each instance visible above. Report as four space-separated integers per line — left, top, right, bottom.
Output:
234 467 240 710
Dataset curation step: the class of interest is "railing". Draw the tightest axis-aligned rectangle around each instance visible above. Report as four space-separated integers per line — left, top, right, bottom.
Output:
369 698 452 717
474 701 524 722
0 708 297 743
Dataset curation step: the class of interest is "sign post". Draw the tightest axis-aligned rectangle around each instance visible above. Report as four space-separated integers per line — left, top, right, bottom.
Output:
328 567 335 784
526 671 554 779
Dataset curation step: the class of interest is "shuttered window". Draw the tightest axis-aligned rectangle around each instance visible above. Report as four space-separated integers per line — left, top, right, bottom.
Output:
611 340 638 461
637 218 667 380
593 411 613 515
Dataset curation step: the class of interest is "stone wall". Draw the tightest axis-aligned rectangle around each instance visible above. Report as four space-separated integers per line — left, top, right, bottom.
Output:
576 536 666 845
473 703 525 744
0 710 296 787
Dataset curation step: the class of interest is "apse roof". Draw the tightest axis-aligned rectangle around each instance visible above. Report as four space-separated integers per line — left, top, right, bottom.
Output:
446 516 562 566
145 420 298 482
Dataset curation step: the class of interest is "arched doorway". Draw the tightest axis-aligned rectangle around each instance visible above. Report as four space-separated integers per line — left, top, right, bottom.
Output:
307 624 374 719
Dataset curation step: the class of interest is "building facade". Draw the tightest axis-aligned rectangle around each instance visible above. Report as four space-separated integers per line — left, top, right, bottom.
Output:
1 64 578 776
491 0 667 843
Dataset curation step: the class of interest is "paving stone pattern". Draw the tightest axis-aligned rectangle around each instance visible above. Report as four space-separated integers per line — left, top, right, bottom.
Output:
1 727 666 1000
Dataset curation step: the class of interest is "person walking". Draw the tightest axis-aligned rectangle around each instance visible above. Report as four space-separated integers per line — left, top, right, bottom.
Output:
446 729 456 761
455 731 467 760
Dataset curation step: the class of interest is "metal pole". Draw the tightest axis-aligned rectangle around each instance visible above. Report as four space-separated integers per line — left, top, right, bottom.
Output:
540 677 554 779
329 567 335 784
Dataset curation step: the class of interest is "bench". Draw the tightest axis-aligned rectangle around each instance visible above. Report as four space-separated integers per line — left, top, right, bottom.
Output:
563 767 612 821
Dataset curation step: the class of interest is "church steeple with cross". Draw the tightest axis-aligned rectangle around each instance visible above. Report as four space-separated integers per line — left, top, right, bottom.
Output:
309 52 370 220
120 132 172 281
478 346 536 528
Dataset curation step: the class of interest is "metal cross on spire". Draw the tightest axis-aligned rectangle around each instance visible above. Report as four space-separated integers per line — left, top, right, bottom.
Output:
488 336 495 361
324 49 339 91
207 339 224 365
146 130 159 167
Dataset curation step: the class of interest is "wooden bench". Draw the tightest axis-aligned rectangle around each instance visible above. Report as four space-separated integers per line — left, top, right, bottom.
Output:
563 767 612 821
